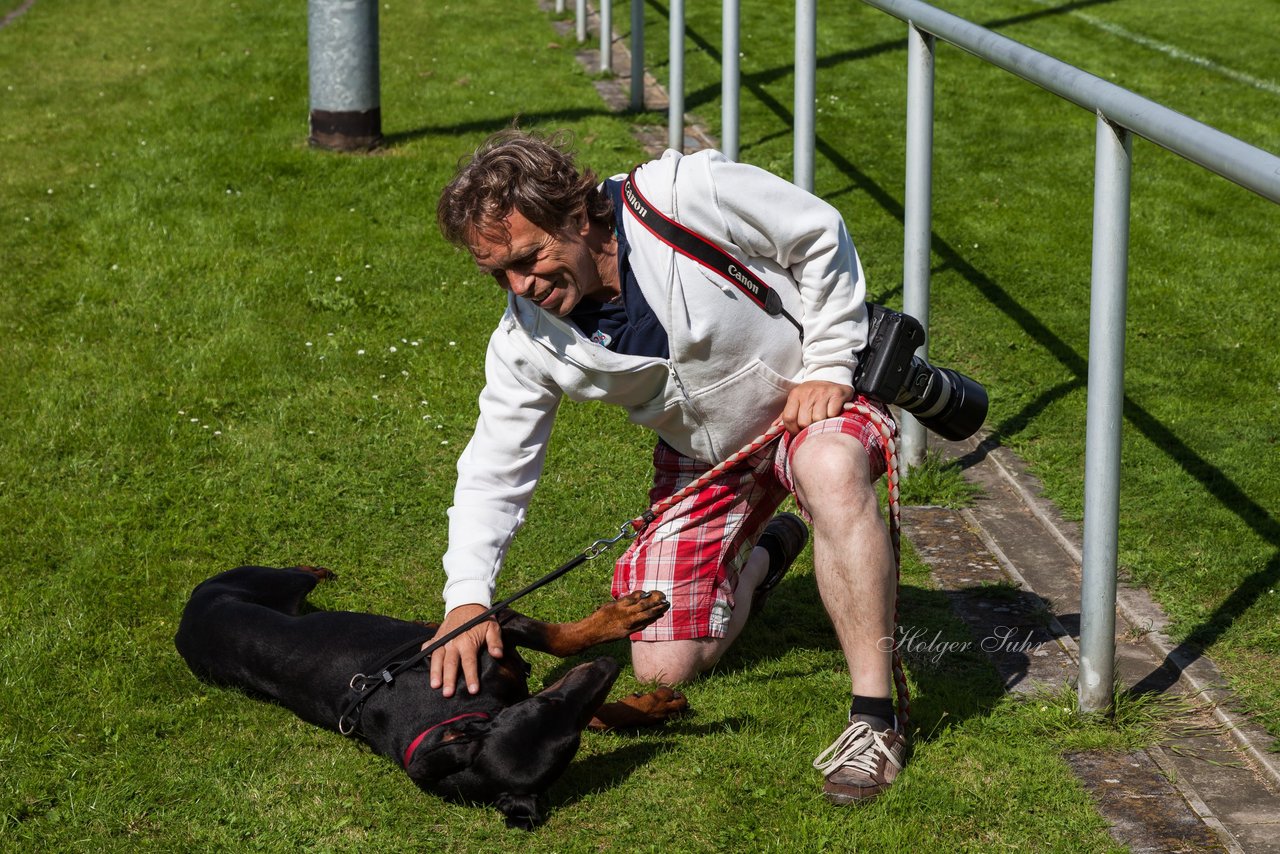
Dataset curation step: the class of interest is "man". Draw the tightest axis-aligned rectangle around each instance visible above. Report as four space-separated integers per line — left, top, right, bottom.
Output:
429 129 905 803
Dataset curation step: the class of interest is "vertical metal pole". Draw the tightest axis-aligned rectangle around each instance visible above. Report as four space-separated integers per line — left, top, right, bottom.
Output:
556 0 565 13
577 0 588 43
794 0 816 190
630 0 645 110
600 0 613 74
722 0 740 160
308 0 382 151
1078 113 1131 715
669 0 685 152
899 23 935 471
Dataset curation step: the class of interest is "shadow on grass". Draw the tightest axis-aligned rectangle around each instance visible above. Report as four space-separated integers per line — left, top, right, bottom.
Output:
961 389 1280 702
1126 550 1280 701
547 739 677 810
379 107 619 149
711 573 1016 745
547 714 766 813
535 571 1019 752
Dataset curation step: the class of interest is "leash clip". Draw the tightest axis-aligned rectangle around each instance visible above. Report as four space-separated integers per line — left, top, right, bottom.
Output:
583 522 638 560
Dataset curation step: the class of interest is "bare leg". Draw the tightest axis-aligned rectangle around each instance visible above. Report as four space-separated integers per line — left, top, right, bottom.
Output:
629 546 770 684
789 432 895 699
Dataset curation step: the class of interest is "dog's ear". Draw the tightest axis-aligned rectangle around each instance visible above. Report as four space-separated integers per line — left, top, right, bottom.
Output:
404 733 482 786
496 792 543 830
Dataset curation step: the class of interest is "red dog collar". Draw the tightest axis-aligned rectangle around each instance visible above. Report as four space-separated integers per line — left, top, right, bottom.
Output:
403 712 491 767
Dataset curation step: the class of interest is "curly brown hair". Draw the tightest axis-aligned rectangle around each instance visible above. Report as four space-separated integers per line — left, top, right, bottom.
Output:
437 129 615 247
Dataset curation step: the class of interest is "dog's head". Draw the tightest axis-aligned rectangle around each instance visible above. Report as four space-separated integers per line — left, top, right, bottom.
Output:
404 657 620 829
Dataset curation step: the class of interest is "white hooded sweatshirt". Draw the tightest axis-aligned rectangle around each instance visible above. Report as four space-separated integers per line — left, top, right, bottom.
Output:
442 149 870 612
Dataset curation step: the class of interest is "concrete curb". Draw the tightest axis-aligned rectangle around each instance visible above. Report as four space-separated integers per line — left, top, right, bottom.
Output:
925 431 1280 851
947 430 1280 794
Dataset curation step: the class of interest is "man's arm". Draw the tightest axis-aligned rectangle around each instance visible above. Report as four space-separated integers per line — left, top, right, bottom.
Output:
429 323 562 693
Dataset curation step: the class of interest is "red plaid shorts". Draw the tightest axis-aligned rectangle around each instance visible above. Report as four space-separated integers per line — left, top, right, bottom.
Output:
611 403 890 641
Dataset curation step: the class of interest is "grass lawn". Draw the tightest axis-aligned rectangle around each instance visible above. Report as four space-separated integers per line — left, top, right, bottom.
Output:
1 0 1275 849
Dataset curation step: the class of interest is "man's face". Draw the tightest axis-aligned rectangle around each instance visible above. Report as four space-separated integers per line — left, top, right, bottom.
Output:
467 209 601 317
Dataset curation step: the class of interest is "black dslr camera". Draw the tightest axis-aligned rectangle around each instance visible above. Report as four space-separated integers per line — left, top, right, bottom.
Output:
852 304 988 441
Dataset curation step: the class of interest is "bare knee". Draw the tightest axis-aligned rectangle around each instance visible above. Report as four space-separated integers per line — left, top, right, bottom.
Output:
793 428 873 475
792 437 880 526
631 638 724 684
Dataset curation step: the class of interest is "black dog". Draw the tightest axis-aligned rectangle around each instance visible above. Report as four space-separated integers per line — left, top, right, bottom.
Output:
175 565 688 828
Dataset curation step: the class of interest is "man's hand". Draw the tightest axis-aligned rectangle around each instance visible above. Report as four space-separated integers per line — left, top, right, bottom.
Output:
781 380 856 433
427 603 504 697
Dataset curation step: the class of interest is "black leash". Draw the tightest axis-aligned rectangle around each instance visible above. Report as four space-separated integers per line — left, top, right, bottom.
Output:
337 521 641 736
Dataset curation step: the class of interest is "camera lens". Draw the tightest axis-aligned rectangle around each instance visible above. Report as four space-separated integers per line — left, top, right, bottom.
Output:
894 359 989 441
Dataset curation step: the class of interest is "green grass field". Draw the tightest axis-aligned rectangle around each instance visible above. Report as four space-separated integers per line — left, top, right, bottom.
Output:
2 0 1276 849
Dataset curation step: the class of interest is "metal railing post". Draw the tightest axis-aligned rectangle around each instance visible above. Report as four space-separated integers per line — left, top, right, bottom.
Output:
669 0 685 152
794 0 816 190
600 0 613 74
577 0 587 43
899 23 936 471
556 0 565 13
308 0 382 151
722 0 740 160
1078 113 1132 714
630 0 645 110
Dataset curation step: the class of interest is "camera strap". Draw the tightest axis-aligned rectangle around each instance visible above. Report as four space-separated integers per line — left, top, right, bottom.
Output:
620 169 804 339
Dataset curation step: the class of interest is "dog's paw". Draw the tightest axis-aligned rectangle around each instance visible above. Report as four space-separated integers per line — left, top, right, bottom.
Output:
602 590 670 633
627 686 690 720
295 565 336 582
588 686 691 731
